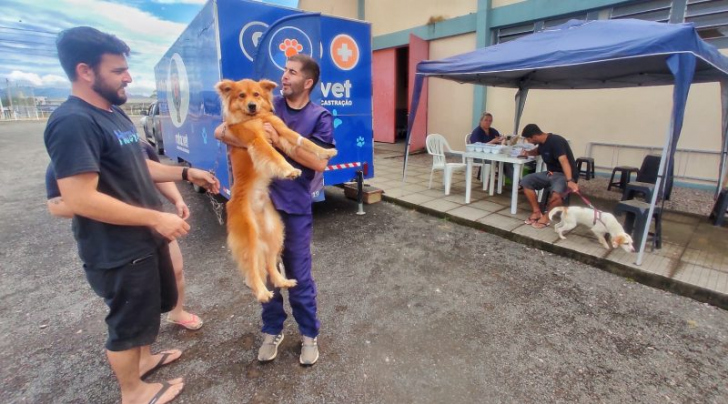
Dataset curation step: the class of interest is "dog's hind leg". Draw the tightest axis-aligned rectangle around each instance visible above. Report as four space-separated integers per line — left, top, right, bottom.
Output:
557 220 576 239
553 220 566 238
228 225 274 303
262 204 297 289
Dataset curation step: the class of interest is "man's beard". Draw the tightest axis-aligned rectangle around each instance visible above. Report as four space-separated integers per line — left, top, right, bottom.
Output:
93 78 127 106
282 81 304 99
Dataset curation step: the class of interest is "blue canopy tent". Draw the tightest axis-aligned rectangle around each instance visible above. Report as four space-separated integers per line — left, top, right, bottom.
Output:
404 19 728 265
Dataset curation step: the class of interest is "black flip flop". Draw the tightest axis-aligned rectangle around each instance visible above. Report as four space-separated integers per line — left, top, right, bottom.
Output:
148 381 180 404
142 351 178 380
531 220 551 229
524 214 542 225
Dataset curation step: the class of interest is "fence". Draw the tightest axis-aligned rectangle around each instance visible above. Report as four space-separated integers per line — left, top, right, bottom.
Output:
587 141 723 186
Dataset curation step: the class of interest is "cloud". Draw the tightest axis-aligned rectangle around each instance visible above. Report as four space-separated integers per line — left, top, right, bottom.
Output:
0 0 192 96
5 71 68 87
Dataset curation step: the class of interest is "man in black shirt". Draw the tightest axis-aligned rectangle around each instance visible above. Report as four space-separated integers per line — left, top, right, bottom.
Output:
44 26 219 404
519 124 578 229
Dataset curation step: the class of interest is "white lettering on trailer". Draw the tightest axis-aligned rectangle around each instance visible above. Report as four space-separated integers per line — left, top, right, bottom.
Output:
175 133 190 153
320 80 351 98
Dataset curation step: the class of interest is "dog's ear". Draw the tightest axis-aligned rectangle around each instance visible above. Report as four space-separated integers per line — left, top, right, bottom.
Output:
611 235 621 248
612 234 630 247
259 79 278 93
215 80 234 98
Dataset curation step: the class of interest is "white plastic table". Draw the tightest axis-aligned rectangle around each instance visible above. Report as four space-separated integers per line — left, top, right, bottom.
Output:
463 151 542 214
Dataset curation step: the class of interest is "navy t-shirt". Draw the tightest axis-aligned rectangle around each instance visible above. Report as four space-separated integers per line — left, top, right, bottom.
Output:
45 163 61 199
45 140 160 199
141 140 161 163
537 133 576 175
44 96 164 269
269 97 335 215
469 126 501 144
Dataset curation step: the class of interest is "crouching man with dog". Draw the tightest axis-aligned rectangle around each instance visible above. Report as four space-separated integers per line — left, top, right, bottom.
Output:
215 54 334 366
45 27 219 404
518 124 578 229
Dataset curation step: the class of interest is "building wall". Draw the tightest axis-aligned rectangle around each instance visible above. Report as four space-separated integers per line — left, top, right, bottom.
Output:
364 0 477 37
486 82 723 184
426 33 477 149
297 0 359 19
361 0 728 185
492 0 526 7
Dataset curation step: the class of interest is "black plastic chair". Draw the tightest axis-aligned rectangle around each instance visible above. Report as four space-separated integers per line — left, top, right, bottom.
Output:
614 199 662 251
608 166 638 191
575 157 595 180
709 189 728 226
636 154 674 200
621 181 655 202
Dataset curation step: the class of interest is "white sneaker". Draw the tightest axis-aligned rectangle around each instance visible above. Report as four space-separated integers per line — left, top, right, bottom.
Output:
300 336 319 366
257 333 284 362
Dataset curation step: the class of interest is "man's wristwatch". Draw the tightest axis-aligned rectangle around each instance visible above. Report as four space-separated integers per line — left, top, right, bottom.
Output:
567 178 575 183
182 167 189 182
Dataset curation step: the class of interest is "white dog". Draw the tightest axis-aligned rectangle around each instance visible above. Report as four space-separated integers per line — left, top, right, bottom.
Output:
548 206 635 252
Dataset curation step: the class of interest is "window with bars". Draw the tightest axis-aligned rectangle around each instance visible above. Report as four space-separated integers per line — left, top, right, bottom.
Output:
609 0 673 21
492 0 728 47
685 0 728 40
494 13 588 44
495 22 535 44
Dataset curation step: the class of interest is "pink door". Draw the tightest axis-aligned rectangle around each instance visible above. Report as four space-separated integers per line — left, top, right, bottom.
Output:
372 49 397 143
408 34 429 151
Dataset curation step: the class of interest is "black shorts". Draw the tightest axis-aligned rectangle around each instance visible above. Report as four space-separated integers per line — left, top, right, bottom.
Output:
84 243 177 352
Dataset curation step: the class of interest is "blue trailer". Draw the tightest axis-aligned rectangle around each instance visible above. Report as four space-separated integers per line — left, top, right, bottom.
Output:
153 0 373 202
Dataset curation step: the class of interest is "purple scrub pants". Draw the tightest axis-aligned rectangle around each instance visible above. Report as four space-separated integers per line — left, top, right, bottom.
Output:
261 211 320 338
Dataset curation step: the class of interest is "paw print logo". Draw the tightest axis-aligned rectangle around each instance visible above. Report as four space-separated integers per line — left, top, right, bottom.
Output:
332 109 343 129
356 136 365 148
279 38 303 57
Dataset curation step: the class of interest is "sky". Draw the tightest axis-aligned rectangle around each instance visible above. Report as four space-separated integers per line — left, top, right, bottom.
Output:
0 0 298 97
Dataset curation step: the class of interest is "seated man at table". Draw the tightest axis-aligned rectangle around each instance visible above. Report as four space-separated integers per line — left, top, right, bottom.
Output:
519 124 578 229
469 112 503 144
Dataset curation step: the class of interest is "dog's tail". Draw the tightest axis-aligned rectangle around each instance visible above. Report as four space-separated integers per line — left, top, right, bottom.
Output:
548 206 566 221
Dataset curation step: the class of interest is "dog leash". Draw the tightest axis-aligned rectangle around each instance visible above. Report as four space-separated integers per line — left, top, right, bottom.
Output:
205 137 226 226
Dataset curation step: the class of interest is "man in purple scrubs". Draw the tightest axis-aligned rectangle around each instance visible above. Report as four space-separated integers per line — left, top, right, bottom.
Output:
216 54 334 366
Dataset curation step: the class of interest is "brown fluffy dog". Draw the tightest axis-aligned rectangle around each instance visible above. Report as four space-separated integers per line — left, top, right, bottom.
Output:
216 78 337 302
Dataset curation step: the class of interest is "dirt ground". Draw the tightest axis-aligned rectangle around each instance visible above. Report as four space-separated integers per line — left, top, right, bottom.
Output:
1 121 727 404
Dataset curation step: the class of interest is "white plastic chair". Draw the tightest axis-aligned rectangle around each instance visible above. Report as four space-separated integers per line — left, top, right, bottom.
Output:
426 134 467 195
464 133 491 190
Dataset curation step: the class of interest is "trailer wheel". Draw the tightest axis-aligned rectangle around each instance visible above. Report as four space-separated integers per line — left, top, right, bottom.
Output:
154 131 165 155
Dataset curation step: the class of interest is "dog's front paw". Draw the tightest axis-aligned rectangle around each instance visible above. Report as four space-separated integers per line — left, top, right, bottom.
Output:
256 289 275 303
275 278 297 289
284 168 302 179
318 148 337 160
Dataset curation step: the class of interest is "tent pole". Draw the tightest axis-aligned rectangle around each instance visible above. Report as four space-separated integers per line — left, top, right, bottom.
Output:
403 74 426 182
512 87 528 141
718 81 728 194
637 54 694 265
635 126 671 265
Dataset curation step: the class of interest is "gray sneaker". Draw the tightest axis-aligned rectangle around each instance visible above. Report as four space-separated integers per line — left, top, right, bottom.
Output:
300 336 319 366
257 333 284 362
